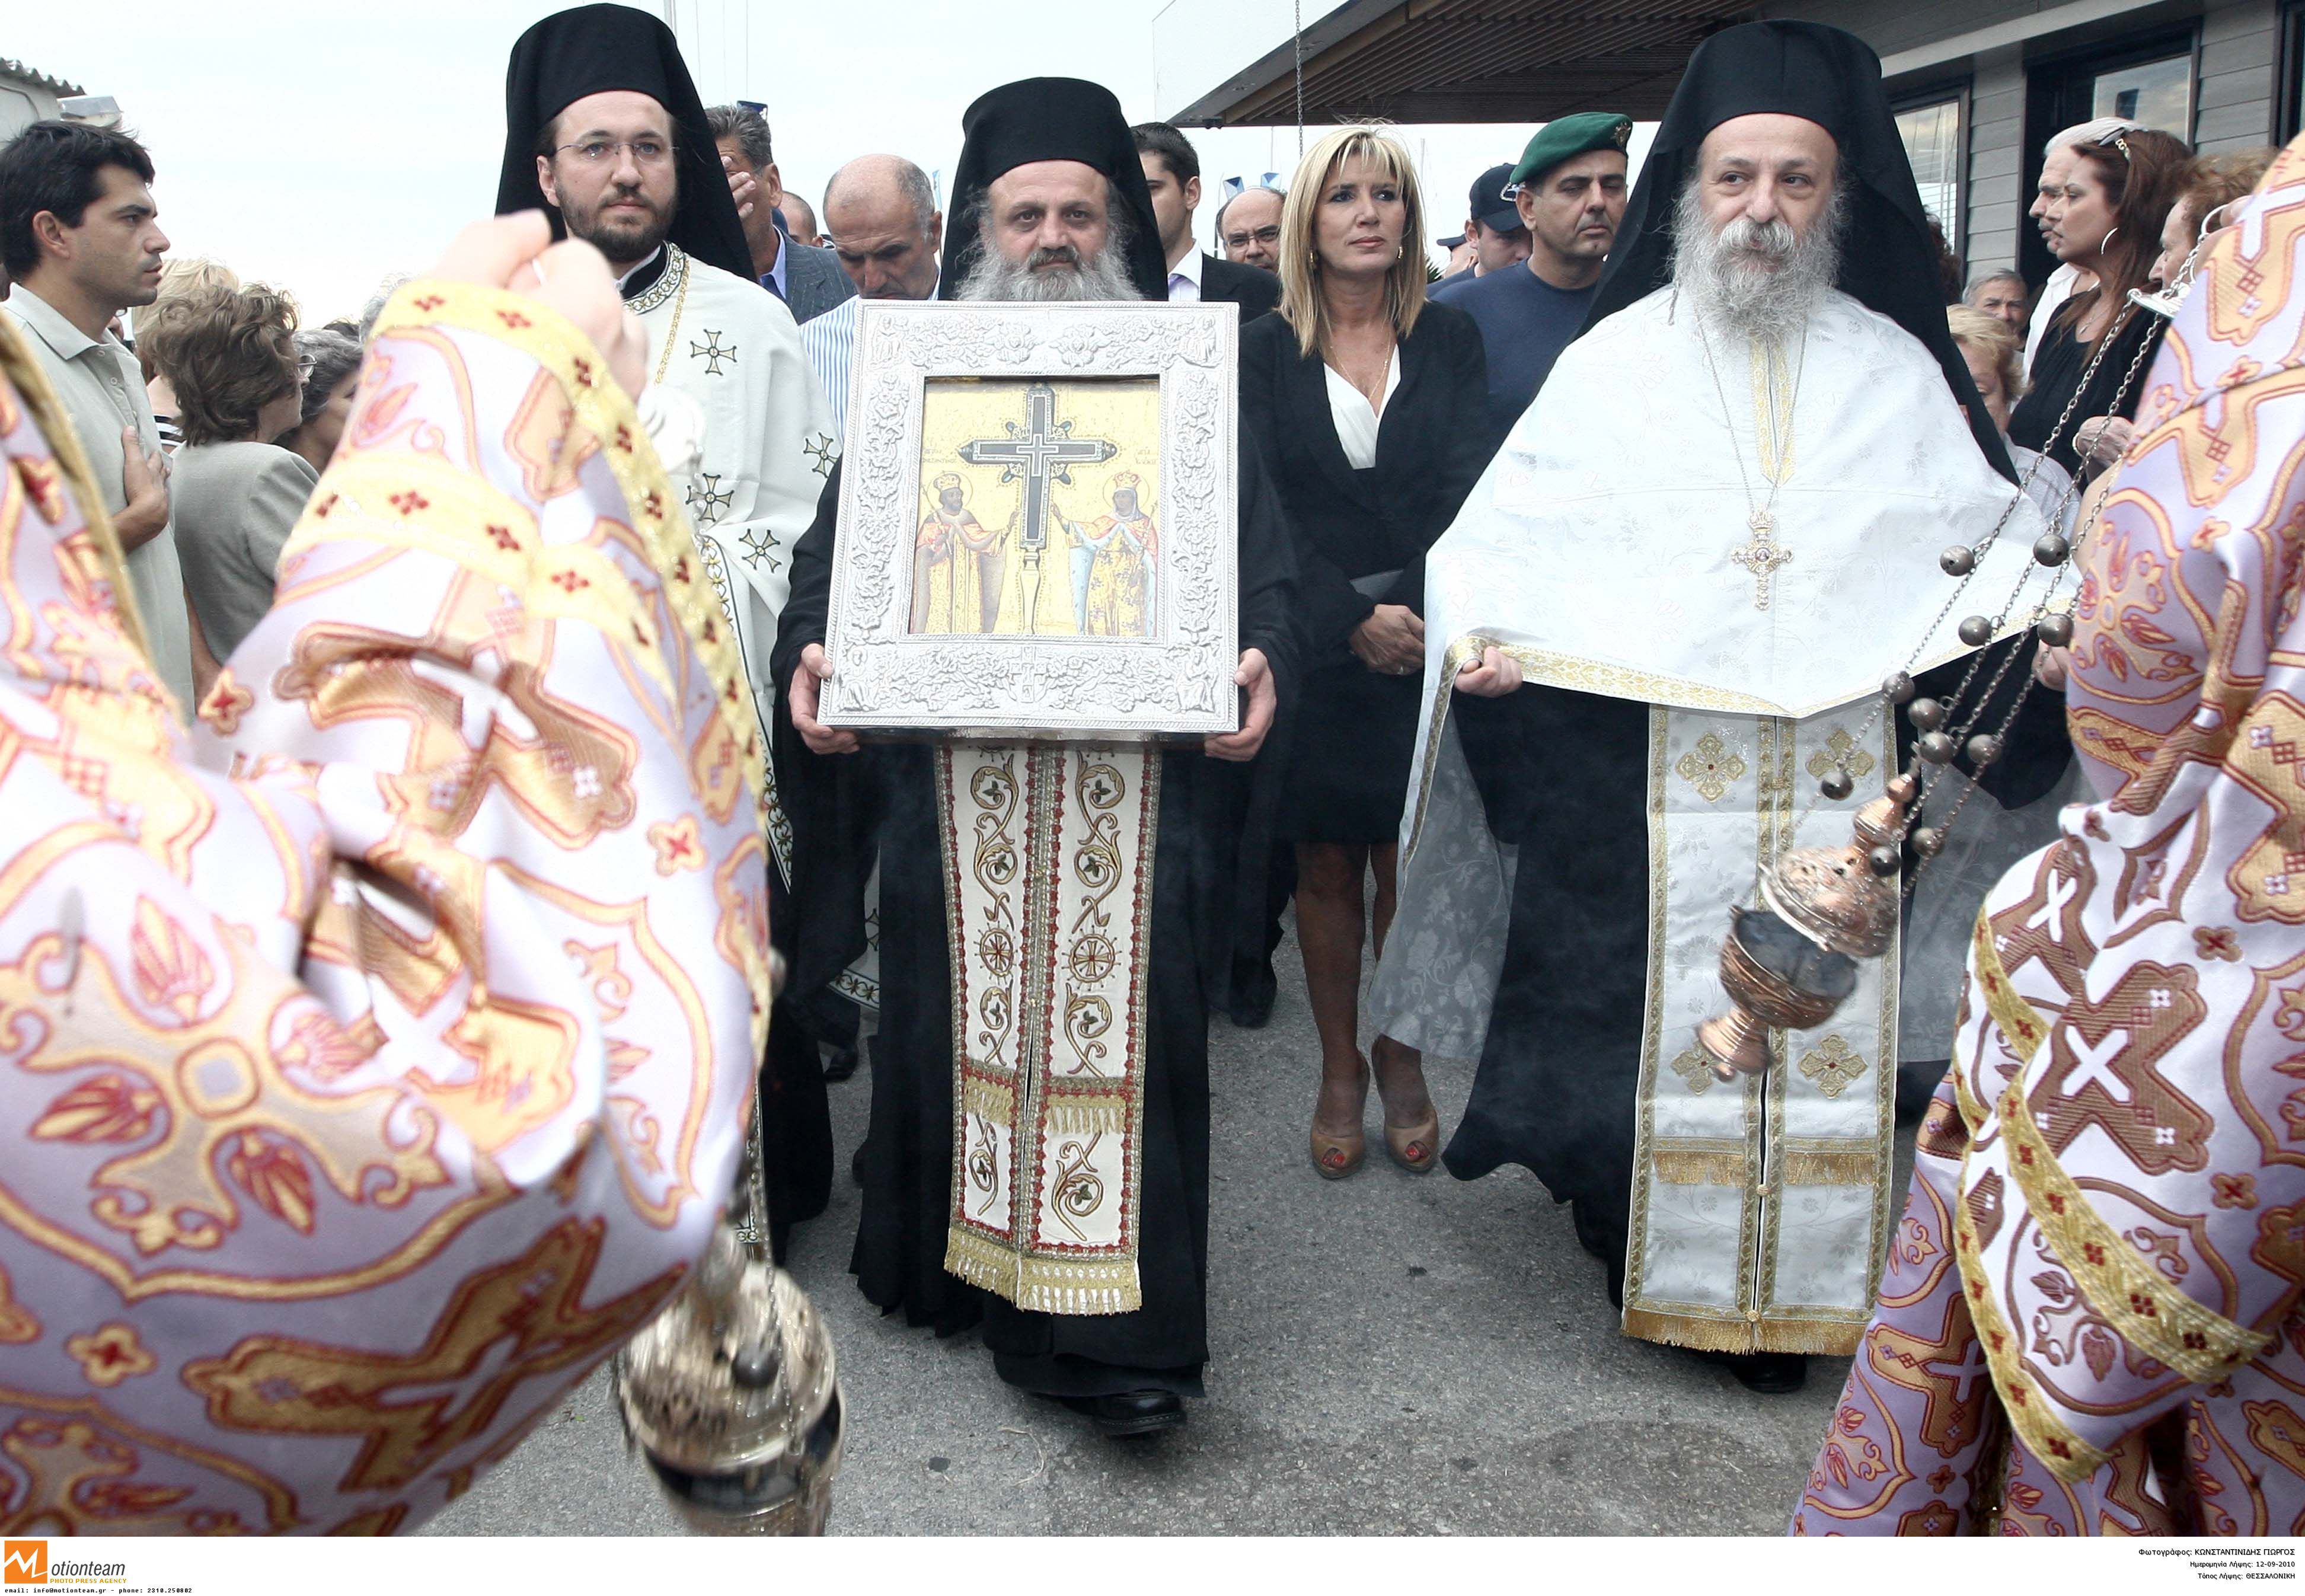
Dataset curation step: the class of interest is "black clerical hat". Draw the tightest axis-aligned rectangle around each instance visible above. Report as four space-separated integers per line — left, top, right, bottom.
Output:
1583 20 2012 480
495 3 753 283
937 77 1170 304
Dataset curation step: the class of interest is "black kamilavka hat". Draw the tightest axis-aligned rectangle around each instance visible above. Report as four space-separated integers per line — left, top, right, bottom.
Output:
495 3 753 283
1584 20 2013 480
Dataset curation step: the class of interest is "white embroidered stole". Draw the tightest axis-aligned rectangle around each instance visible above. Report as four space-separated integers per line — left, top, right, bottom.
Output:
1621 706 1899 1356
938 743 1159 1314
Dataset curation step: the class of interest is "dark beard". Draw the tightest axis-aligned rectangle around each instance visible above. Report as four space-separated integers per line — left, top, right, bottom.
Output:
566 194 671 271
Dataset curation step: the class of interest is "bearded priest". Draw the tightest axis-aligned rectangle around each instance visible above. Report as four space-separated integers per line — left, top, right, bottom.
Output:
497 5 842 1247
773 78 1298 1438
1370 21 2071 1395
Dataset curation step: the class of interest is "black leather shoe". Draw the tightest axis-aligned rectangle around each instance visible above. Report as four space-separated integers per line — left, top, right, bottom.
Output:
823 1045 860 1083
1228 960 1277 1029
1700 1349 1809 1394
1056 1390 1186 1437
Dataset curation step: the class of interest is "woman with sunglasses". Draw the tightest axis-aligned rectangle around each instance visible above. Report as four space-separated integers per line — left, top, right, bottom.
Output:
2008 126 2189 478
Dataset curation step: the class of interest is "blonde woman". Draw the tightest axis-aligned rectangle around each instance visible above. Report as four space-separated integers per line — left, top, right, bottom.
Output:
1239 126 1489 1179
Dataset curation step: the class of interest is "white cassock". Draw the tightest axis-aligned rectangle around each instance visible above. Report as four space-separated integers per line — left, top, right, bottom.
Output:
631 242 878 1008
1369 284 2047 1355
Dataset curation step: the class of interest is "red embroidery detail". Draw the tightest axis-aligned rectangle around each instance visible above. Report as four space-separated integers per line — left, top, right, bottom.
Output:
486 524 519 551
2130 1292 2158 1317
572 357 595 387
388 491 429 516
496 310 532 328
551 570 588 592
2084 1243 2106 1265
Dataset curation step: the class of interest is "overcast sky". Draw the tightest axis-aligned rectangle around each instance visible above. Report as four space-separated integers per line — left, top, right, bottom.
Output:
11 1 1650 318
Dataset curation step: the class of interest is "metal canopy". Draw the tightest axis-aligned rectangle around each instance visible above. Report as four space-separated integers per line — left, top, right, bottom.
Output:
1163 0 1759 127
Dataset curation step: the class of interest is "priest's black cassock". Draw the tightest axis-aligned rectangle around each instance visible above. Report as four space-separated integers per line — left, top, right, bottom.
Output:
771 78 1300 1398
1414 22 2073 1319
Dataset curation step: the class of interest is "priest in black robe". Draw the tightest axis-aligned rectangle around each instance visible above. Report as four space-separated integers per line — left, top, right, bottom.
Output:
771 77 1298 1437
1369 20 2074 1396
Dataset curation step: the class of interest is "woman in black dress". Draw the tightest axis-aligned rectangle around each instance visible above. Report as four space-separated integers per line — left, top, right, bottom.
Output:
2009 126 2189 478
1240 126 1490 1179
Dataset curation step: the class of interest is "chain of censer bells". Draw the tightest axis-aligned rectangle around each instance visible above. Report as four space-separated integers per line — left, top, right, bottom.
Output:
1693 296 2166 1082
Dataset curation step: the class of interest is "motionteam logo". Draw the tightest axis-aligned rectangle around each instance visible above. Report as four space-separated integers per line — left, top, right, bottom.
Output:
1 1541 44 1585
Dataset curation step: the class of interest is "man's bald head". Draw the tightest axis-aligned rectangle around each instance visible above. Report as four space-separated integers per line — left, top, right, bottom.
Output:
823 154 942 300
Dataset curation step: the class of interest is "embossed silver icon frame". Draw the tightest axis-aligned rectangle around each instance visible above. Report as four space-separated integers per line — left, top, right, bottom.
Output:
822 300 1240 739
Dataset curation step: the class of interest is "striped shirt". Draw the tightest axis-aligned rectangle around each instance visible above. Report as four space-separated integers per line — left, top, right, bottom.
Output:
797 294 858 436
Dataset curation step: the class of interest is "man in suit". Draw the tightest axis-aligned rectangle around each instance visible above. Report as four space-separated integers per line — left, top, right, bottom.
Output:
1131 121 1281 320
705 103 857 324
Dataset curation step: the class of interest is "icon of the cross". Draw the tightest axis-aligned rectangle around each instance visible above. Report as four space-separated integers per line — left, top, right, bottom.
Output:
957 383 1118 634
960 383 1117 555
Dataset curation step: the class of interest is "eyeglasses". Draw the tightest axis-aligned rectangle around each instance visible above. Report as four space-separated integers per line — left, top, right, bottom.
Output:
554 138 674 169
1223 225 1281 249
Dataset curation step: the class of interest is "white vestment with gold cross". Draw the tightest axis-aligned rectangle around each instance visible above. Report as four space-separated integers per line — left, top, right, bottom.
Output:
631 245 879 1003
1369 283 2046 1355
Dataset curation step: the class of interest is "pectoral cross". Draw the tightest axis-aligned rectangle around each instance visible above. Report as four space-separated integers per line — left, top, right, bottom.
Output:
1727 509 1793 611
959 382 1117 633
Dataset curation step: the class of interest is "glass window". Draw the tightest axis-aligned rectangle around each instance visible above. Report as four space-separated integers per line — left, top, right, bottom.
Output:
1895 98 1962 237
2093 53 2191 133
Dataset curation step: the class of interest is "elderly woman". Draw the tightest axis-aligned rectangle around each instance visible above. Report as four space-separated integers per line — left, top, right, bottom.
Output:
139 282 315 659
277 327 363 476
2010 126 2188 478
1239 126 1489 1179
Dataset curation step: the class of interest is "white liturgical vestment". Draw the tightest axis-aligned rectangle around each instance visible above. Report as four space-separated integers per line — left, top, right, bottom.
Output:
1370 284 2047 1355
631 245 877 1001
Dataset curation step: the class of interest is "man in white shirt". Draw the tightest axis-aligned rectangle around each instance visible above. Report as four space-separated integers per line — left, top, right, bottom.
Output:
803 154 943 435
1 120 198 710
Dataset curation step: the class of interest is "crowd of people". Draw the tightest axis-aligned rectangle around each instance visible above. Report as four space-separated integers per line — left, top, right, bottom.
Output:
1 0 2302 1540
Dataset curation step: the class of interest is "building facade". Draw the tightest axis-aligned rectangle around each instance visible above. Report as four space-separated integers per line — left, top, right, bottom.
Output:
0 58 82 140
1165 0 2294 286
1766 0 2287 282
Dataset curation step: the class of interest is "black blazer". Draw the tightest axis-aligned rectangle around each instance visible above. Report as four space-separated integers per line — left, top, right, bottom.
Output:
1200 253 1282 320
1239 300 1489 665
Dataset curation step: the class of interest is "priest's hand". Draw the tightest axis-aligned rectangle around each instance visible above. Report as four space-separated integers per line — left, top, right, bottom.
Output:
2034 645 2072 692
790 643 860 755
1454 646 1524 697
1351 604 1425 676
430 212 649 398
1204 647 1274 762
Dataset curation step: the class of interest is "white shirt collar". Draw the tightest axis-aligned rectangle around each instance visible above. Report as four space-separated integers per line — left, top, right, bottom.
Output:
1169 249 1203 292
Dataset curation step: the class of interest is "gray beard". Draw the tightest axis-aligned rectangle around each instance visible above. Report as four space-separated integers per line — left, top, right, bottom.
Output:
954 238 1142 303
1671 180 1847 343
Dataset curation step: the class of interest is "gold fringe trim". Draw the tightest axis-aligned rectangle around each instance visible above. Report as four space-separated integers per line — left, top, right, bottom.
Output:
1621 1307 1862 1357
1042 1098 1126 1135
1993 1073 2269 1384
942 1227 1141 1316
961 1074 1014 1122
1779 1150 1878 1187
1652 1150 1748 1186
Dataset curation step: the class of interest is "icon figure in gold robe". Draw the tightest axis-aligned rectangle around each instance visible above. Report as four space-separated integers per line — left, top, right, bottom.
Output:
1060 473 1158 638
911 472 1007 634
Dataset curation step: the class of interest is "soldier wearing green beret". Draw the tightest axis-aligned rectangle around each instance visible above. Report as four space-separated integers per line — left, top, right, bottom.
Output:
1431 112 1632 453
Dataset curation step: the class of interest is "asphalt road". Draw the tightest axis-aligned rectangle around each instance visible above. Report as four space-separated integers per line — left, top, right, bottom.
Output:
427 921 1905 1537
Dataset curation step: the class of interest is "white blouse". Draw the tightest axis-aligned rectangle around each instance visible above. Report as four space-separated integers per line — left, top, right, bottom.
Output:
1323 347 1400 470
